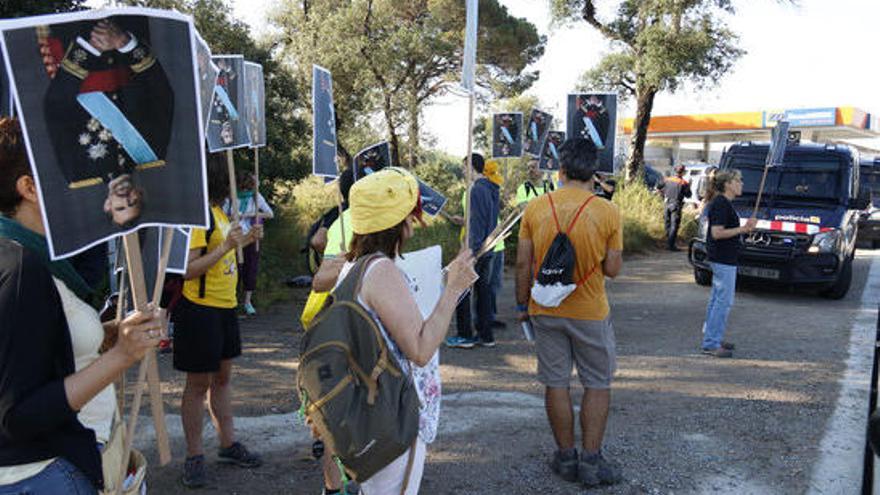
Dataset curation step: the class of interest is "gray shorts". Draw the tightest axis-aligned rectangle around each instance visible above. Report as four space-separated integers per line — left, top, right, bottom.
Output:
532 315 617 389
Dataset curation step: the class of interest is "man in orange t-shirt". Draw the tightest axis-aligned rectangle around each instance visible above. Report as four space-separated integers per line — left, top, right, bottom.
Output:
515 138 623 487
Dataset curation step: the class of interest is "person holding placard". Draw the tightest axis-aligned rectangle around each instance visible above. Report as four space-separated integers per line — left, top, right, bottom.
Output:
173 153 263 488
0 117 164 494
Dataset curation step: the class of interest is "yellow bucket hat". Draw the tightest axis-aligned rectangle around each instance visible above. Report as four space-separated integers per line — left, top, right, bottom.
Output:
483 159 503 186
350 167 421 235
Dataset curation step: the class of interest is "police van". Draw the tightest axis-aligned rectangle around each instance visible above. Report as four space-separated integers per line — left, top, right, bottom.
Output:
688 141 870 299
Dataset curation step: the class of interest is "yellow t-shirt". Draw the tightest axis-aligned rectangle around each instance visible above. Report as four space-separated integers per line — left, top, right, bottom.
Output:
519 187 623 320
183 206 238 308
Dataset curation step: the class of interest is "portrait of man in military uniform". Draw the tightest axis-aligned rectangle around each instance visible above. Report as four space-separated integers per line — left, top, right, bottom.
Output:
207 54 250 151
539 130 565 172
492 112 522 158
524 109 552 157
1 9 208 259
352 141 389 180
41 17 173 228
567 93 617 173
312 64 337 178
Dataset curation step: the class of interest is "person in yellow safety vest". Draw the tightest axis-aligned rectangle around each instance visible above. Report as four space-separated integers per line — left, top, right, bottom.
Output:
517 158 555 205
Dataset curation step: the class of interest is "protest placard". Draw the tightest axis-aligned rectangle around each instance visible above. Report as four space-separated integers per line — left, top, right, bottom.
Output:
243 61 265 148
194 32 218 135
0 8 209 260
207 55 250 151
312 64 337 178
539 130 565 171
492 112 523 158
352 141 390 180
524 109 552 156
567 93 617 172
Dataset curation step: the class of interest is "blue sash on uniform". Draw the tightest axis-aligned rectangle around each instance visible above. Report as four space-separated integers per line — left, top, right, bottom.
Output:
500 126 514 144
213 86 239 120
582 117 604 149
76 92 158 165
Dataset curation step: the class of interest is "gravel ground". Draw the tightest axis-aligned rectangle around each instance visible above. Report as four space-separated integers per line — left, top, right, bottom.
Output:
128 249 878 494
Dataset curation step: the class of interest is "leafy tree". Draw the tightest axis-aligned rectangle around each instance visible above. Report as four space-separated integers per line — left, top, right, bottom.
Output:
552 0 744 181
273 0 545 168
0 0 85 17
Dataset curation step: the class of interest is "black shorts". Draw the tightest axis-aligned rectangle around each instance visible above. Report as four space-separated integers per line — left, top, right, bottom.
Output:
172 298 242 373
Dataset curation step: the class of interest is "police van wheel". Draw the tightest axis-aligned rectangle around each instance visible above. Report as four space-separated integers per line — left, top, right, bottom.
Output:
694 267 712 286
821 256 853 300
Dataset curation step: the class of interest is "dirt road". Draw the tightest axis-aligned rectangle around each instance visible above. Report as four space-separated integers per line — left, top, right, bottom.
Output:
131 249 879 494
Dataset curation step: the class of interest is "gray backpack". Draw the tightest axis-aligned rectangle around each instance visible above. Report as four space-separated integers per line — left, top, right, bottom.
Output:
297 254 420 483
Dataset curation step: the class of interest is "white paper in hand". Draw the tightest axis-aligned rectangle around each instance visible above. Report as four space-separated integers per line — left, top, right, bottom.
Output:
395 245 443 319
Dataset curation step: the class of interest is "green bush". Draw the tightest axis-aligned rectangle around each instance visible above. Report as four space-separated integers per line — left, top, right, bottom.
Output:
612 181 699 253
289 175 338 232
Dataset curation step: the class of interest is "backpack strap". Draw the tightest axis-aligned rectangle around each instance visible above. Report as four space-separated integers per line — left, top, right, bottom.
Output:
399 437 419 495
198 208 217 299
332 252 385 302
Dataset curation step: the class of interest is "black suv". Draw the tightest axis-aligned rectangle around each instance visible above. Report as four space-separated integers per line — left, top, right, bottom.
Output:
688 142 870 299
857 157 880 248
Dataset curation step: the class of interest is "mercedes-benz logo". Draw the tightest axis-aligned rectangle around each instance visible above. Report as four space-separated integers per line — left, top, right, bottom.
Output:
747 232 772 246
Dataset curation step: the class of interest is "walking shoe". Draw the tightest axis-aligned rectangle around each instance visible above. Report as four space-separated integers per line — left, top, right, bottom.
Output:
702 347 733 358
445 336 477 349
181 455 206 488
218 442 262 468
244 302 257 316
550 448 579 482
721 341 735 350
579 451 622 487
477 337 496 348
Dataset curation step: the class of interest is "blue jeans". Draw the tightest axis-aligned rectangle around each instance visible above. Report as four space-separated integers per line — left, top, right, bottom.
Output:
701 262 737 350
455 251 495 341
489 249 504 319
0 458 97 495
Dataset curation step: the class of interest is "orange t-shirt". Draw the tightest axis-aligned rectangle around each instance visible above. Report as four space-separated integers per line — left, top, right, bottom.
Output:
519 187 622 320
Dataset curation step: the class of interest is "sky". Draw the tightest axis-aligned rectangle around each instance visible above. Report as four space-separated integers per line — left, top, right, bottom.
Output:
99 0 880 156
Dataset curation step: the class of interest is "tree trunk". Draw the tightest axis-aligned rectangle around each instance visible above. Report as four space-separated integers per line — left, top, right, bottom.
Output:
625 85 657 183
407 94 419 168
381 94 401 167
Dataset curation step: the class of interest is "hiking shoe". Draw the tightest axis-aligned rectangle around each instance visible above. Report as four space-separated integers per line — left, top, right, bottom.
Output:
445 336 477 349
579 452 622 487
477 337 496 348
244 302 257 316
181 455 206 488
702 347 733 358
550 448 578 482
218 442 262 468
721 341 735 350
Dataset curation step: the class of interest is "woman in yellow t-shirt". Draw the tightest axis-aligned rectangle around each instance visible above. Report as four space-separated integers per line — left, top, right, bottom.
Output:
172 153 263 488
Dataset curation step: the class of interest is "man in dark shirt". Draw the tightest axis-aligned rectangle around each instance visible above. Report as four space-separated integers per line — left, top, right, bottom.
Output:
701 169 756 358
447 153 500 348
656 164 692 250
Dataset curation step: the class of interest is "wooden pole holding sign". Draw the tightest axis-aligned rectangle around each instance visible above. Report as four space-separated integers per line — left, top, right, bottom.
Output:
254 148 261 252
117 232 173 494
463 92 475 251
226 149 245 260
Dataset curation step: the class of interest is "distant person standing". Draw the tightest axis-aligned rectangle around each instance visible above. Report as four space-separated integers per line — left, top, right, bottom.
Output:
657 164 692 251
517 158 554 205
516 138 624 488
446 153 500 349
700 169 756 358
225 172 274 316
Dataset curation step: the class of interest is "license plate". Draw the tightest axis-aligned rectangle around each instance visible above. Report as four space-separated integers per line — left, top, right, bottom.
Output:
738 266 780 279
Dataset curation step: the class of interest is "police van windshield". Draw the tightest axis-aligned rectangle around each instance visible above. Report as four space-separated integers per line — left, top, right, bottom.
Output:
730 154 843 204
860 165 880 207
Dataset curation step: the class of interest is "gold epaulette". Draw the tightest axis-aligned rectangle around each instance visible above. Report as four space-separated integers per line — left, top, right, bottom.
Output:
131 55 156 74
136 160 166 171
69 177 102 189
